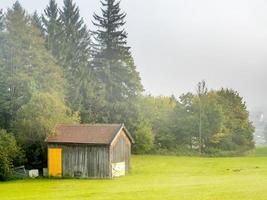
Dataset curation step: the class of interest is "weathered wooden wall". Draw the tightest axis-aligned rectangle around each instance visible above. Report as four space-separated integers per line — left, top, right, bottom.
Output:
48 129 132 178
110 130 131 172
48 144 111 178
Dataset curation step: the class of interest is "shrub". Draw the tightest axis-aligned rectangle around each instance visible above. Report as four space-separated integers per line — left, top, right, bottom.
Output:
0 151 12 181
0 129 22 181
133 121 154 154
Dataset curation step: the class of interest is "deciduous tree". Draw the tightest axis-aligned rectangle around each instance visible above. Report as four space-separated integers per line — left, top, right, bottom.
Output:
133 121 154 154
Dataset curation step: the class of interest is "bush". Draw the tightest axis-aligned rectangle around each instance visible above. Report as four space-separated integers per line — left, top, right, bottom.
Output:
133 122 154 154
203 147 249 157
175 145 200 156
0 129 23 181
0 151 12 181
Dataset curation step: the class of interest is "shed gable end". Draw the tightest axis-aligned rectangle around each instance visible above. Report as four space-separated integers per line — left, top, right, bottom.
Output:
111 130 131 172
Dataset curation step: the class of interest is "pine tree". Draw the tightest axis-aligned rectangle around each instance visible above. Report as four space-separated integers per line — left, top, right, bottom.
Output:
93 0 128 60
59 0 91 72
42 0 101 123
58 0 95 114
42 0 61 56
32 11 44 36
92 0 143 123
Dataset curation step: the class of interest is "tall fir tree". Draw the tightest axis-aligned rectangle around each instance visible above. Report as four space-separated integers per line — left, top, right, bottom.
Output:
41 0 102 123
42 0 61 57
92 0 143 124
59 0 91 73
93 0 128 60
32 11 44 36
58 0 95 114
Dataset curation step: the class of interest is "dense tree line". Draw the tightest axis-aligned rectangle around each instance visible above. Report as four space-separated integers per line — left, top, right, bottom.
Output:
134 86 254 155
0 0 255 180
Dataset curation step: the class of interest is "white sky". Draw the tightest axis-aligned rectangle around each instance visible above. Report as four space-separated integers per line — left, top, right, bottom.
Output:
1 0 267 112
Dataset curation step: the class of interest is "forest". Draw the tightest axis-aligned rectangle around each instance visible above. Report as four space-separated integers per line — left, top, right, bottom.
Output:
0 0 255 180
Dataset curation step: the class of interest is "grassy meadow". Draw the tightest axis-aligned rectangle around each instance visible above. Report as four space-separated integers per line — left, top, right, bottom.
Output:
1 148 267 200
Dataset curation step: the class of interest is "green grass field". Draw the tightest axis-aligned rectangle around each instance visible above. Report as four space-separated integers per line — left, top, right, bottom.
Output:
1 149 267 200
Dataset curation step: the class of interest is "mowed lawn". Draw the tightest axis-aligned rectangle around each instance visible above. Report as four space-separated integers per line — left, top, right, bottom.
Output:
1 153 267 200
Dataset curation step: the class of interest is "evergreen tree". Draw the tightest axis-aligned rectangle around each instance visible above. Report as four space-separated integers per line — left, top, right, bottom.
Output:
42 0 100 123
32 11 44 36
59 0 91 73
42 0 61 56
92 0 143 123
59 0 93 112
93 0 128 60
76 64 106 123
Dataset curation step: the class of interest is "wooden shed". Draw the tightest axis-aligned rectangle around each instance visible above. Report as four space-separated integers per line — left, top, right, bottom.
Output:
46 124 134 178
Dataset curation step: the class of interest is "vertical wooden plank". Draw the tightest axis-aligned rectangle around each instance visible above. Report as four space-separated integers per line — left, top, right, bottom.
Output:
48 143 116 179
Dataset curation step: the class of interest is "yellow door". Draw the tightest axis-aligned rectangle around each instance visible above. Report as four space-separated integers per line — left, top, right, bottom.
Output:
48 148 62 177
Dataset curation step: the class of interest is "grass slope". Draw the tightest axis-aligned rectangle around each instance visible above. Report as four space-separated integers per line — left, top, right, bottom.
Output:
1 155 267 200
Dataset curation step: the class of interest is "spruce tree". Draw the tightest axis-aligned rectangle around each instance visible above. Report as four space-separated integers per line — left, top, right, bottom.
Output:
42 0 61 56
41 0 101 123
59 0 98 119
93 0 128 60
92 0 143 123
32 11 44 36
59 0 91 73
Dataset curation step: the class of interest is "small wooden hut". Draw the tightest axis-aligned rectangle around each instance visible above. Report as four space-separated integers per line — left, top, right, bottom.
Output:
46 124 134 178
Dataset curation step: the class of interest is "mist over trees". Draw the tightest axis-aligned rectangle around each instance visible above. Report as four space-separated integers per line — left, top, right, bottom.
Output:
0 0 255 179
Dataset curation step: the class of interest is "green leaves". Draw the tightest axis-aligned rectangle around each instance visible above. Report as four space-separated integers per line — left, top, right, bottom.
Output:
42 0 61 56
133 121 154 154
175 88 255 153
0 2 79 169
0 129 22 180
14 92 79 143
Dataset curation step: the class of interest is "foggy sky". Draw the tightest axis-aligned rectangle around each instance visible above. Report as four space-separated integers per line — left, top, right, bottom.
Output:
1 0 267 112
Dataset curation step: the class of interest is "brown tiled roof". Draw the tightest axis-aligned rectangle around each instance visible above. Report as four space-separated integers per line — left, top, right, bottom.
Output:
46 124 134 145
